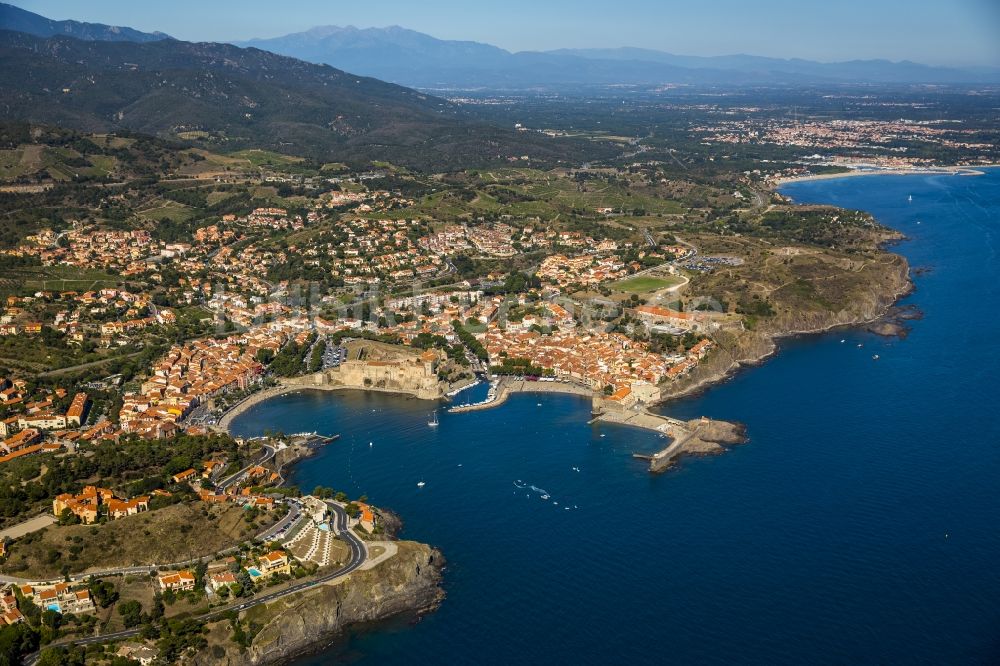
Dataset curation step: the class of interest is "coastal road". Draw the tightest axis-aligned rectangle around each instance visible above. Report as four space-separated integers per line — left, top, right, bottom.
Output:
35 503 368 655
216 443 275 491
257 499 303 542
17 497 300 586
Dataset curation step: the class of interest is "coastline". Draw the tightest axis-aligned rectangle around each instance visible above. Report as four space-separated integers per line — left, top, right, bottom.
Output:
654 267 913 408
448 377 593 414
648 167 920 407
218 165 916 452
215 380 437 434
771 163 997 186
554 165 916 414
221 271 911 439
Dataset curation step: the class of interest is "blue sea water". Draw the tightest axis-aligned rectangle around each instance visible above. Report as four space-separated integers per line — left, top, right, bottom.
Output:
230 169 1000 665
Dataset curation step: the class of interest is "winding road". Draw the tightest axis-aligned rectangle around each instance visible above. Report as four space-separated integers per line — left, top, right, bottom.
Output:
32 502 367 655
216 444 275 491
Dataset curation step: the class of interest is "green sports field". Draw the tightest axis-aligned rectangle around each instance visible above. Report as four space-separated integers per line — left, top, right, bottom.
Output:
611 275 683 293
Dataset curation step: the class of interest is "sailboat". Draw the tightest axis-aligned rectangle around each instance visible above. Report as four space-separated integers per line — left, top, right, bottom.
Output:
908 195 913 202
428 411 439 427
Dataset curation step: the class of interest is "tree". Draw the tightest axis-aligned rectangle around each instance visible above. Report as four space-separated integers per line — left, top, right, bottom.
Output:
149 593 165 622
40 609 60 631
89 579 119 608
194 560 209 589
0 622 39 665
37 646 86 666
56 508 79 526
117 599 143 628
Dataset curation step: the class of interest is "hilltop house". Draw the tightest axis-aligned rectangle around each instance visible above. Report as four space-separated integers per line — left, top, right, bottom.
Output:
53 486 149 524
158 571 196 592
258 551 291 578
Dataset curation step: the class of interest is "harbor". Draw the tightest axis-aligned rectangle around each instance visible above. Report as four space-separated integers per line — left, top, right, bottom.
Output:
447 377 593 413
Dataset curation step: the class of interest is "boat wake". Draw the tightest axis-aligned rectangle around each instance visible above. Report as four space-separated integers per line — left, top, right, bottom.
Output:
513 481 577 510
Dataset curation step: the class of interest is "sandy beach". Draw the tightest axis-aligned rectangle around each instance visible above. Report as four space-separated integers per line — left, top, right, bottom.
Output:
215 380 437 433
771 164 996 187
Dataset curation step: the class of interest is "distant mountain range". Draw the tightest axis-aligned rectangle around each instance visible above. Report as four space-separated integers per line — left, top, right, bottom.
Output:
0 3 610 169
236 25 1000 89
1 1 995 172
3 2 995 92
0 2 170 43
0 28 601 170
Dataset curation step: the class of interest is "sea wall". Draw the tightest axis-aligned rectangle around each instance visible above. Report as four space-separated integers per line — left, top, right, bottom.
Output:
195 541 445 665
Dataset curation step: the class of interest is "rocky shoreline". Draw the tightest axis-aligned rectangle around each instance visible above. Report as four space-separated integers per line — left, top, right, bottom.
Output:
657 252 912 406
189 213 913 665
193 542 445 666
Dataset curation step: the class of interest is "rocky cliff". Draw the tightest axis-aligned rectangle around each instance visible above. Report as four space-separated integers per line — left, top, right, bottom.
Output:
194 541 444 665
660 251 911 402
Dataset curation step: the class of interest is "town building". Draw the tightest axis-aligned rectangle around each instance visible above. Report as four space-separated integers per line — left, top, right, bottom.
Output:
158 571 196 592
258 550 291 578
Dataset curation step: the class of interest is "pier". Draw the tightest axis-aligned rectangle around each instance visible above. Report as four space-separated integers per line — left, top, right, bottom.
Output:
291 432 340 448
595 408 744 472
596 410 698 470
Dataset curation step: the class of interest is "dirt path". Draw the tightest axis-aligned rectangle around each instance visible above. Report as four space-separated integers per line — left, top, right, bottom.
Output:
0 514 56 541
19 144 43 170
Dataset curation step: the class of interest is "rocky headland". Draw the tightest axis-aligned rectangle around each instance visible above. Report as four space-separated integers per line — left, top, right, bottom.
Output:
194 541 445 666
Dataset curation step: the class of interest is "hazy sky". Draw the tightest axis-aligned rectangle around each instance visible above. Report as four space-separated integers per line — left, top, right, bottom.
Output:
11 0 1000 66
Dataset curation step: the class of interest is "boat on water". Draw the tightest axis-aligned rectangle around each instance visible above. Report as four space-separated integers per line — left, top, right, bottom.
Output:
428 411 439 427
908 194 913 202
417 481 426 488
873 354 880 360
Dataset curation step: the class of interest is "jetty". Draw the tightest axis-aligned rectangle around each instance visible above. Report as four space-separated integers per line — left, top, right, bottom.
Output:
445 377 480 398
290 432 340 448
594 407 746 473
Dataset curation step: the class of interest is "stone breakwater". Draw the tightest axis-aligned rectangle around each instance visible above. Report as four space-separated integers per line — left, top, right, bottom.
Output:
595 408 747 473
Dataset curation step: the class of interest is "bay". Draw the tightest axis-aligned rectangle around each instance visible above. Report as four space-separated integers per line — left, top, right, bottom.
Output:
231 168 1000 664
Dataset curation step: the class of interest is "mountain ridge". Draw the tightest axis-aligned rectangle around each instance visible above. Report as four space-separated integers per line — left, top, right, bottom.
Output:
0 29 603 170
0 1 170 42
237 24 1000 88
